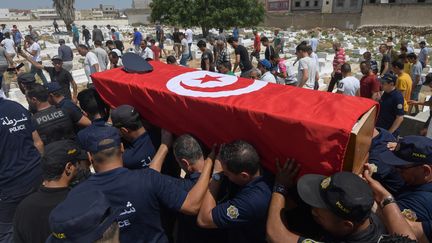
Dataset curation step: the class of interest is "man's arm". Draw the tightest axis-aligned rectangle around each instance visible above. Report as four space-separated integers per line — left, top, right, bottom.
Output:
382 62 389 76
363 164 417 240
297 68 309 88
388 115 404 134
93 63 100 73
372 92 381 101
232 54 240 72
32 131 44 154
149 129 172 172
70 79 78 103
197 156 224 228
267 159 302 243
77 116 91 127
19 51 43 69
179 146 215 215
204 58 210 71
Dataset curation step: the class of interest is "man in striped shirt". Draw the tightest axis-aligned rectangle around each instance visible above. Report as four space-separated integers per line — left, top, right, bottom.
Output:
327 42 346 92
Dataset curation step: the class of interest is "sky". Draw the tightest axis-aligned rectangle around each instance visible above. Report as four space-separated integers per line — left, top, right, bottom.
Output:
1 0 132 10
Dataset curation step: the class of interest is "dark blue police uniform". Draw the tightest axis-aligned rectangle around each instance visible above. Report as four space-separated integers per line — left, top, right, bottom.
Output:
396 183 432 223
369 128 404 194
122 132 155 169
0 98 42 241
57 98 83 124
77 118 109 149
70 167 189 243
376 89 404 136
211 176 271 243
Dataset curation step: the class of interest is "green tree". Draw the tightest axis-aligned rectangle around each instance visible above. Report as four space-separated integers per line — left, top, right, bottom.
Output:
150 0 265 37
53 0 75 32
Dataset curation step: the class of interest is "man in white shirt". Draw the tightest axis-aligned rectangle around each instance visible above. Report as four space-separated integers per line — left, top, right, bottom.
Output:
139 40 154 61
185 28 193 60
1 32 16 67
24 35 48 85
310 35 319 53
77 44 100 87
179 33 189 66
337 63 360 96
296 44 319 89
257 59 276 83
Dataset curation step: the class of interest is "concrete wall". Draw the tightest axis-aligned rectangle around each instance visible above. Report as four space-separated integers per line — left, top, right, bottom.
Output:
361 4 432 26
264 12 361 29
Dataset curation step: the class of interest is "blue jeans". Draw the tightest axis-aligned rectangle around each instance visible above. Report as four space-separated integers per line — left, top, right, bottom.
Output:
180 54 188 66
188 43 192 60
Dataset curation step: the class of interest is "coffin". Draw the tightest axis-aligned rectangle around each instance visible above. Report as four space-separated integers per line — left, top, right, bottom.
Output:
91 61 378 176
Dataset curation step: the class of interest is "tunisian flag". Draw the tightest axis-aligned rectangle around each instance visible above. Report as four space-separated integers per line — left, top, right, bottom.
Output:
92 61 377 176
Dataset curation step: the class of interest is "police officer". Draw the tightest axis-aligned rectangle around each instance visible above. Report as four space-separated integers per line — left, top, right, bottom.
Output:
0 97 43 242
197 140 272 243
369 128 405 194
26 84 76 145
46 82 91 128
111 105 155 169
69 125 215 242
47 191 120 243
20 51 78 102
378 135 432 242
17 72 36 96
376 73 405 137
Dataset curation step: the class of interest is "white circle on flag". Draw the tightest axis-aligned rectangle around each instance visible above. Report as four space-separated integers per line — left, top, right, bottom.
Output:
166 71 268 98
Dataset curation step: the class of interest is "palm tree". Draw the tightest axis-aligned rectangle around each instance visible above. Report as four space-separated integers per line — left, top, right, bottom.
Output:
53 0 75 32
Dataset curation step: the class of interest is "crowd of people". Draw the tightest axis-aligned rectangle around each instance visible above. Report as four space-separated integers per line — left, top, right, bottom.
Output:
0 22 432 243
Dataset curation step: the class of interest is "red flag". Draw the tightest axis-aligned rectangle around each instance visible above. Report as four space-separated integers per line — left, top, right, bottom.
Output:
92 61 377 176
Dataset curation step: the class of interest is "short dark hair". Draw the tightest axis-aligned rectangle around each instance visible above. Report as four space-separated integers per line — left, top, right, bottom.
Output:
398 54 407 60
27 84 49 102
173 134 203 164
270 54 280 60
24 34 32 40
392 60 404 70
341 63 351 73
400 46 408 52
260 36 269 43
227 36 238 44
166 55 177 64
219 140 260 175
149 39 156 44
106 40 114 46
360 61 371 69
93 25 97 28
94 40 102 46
197 40 206 48
407 53 417 60
78 44 88 50
77 89 109 120
108 51 119 58
42 155 69 181
217 62 231 69
4 32 10 38
296 44 308 53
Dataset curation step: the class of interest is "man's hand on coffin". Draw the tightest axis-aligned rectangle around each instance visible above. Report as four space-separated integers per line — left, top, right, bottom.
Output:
387 142 398 151
363 163 392 203
275 158 301 189
160 129 173 148
213 144 224 174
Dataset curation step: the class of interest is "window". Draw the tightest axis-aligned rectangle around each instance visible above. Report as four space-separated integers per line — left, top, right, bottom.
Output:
268 0 290 10
350 0 358 7
336 0 344 7
305 1 310 6
316 1 320 6
369 0 376 3
295 1 301 7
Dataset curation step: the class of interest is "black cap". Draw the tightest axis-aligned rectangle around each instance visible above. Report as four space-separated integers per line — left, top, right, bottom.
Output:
51 55 63 62
379 136 432 167
379 73 397 84
111 105 141 128
43 140 84 165
80 126 121 153
297 172 374 222
17 73 36 84
47 191 119 242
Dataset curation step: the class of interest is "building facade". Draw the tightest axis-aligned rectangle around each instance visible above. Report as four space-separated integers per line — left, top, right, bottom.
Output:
132 0 153 8
99 4 119 19
267 0 291 11
291 0 323 11
0 9 9 20
32 9 58 20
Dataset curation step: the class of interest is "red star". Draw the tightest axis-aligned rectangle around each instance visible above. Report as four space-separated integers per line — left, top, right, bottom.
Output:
196 75 223 84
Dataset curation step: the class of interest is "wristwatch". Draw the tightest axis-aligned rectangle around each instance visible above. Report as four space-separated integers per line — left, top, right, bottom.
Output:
273 183 288 197
212 173 224 181
380 196 396 209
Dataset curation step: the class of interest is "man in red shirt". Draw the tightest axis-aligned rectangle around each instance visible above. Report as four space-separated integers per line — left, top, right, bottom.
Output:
250 30 261 62
327 42 346 92
360 61 381 101
150 39 160 61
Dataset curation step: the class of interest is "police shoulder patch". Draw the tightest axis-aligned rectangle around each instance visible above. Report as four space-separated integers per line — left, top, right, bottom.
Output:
401 209 418 222
226 205 239 219
397 104 403 110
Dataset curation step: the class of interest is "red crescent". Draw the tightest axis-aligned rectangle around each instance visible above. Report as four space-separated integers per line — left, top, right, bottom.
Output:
179 78 254 92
